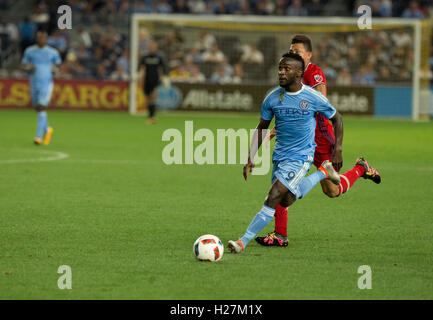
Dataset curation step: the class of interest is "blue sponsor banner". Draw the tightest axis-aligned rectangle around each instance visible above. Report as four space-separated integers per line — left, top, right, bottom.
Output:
374 86 412 117
156 85 183 110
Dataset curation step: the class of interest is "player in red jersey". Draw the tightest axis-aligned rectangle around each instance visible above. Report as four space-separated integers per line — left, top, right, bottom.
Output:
255 34 381 247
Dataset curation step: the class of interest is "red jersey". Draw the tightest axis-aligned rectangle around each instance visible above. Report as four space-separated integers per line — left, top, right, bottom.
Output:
303 62 335 154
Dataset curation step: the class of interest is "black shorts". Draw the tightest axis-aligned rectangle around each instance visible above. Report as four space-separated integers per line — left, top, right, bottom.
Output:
144 80 160 95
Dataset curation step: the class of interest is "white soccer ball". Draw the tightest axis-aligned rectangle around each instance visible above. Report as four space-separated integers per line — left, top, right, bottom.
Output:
193 234 224 262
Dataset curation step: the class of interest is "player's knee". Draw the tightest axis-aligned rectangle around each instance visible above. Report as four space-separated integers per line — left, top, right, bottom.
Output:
264 188 284 208
280 192 296 207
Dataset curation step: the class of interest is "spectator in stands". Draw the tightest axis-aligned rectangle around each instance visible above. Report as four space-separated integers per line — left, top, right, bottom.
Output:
188 65 206 83
90 24 103 48
75 42 90 61
214 0 229 14
95 63 108 80
274 0 288 16
377 0 393 17
336 67 352 86
287 0 308 16
77 26 92 49
307 0 323 16
376 65 392 82
254 0 272 15
161 29 185 64
0 19 19 45
391 29 412 49
210 62 232 84
194 30 216 53
220 57 234 76
321 62 337 82
169 61 190 82
48 30 68 60
19 16 37 55
110 63 129 81
237 0 251 15
32 3 50 29
202 43 225 63
188 0 208 13
58 63 73 80
240 43 264 64
132 0 147 13
226 0 240 14
72 62 92 79
173 0 191 13
181 56 196 75
156 0 173 13
402 1 424 18
231 63 243 84
117 48 130 74
185 48 204 64
354 64 376 85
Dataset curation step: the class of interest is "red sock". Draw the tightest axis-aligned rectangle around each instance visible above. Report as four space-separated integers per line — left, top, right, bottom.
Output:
337 164 365 196
274 204 288 237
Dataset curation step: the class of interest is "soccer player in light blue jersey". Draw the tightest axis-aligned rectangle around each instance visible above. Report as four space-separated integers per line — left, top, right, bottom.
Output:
228 52 343 254
21 30 61 145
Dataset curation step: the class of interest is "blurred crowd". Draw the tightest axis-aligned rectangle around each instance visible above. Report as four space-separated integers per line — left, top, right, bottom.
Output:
313 29 415 86
0 0 432 85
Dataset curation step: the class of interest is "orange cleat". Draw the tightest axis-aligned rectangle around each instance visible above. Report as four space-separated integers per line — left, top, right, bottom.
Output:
43 127 53 145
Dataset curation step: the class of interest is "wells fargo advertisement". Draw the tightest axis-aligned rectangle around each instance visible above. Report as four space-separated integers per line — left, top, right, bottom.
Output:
0 78 145 111
0 78 374 114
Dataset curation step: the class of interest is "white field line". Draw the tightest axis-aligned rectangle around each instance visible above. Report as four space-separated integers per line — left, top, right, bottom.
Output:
0 149 69 164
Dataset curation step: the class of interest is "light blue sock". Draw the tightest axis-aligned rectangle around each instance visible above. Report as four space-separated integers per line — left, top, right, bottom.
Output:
298 170 326 199
36 111 47 139
240 205 275 247
43 112 49 133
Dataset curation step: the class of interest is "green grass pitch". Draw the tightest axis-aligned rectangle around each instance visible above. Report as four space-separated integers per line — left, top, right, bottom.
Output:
0 109 432 299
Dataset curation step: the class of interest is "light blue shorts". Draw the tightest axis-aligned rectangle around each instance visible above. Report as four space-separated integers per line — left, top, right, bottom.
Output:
271 155 313 199
31 82 54 107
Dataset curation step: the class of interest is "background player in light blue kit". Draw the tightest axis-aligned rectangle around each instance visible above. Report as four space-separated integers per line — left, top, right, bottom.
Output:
228 52 343 254
21 30 61 145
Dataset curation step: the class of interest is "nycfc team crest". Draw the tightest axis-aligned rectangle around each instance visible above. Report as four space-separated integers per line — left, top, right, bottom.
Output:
314 74 323 82
299 100 309 110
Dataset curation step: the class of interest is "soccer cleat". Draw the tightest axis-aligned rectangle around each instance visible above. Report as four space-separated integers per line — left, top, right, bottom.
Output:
227 239 244 253
33 137 42 145
356 157 381 184
43 127 53 145
319 160 341 185
255 232 289 247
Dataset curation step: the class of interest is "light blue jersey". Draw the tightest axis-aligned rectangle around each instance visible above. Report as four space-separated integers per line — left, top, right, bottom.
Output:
261 84 336 162
22 45 61 106
22 45 61 86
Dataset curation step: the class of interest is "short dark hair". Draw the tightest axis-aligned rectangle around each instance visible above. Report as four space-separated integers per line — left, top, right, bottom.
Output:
281 51 305 75
291 34 312 52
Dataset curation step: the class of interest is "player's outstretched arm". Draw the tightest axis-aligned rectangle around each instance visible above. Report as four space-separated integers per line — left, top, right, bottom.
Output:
330 111 343 171
244 118 271 181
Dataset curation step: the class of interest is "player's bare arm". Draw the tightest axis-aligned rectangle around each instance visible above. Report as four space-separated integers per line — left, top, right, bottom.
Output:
330 111 343 171
21 63 36 72
314 83 327 96
244 117 271 181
